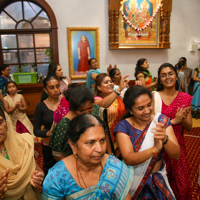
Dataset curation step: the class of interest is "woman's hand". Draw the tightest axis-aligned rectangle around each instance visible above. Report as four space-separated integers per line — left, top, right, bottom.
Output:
135 80 142 86
171 106 185 125
0 168 9 198
117 75 130 92
30 171 44 188
46 130 52 137
152 122 166 152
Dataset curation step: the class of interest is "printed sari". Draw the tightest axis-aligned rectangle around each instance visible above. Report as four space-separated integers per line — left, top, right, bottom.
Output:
114 113 175 200
107 96 126 157
41 155 133 200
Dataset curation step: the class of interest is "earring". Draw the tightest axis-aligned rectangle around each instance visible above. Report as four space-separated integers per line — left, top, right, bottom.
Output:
99 89 101 92
74 155 78 159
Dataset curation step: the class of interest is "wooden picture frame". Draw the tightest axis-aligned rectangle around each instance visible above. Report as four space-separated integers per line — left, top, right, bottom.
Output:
108 0 172 49
67 27 100 79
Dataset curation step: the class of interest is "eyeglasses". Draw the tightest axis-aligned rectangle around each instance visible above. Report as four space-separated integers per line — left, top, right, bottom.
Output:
160 72 176 79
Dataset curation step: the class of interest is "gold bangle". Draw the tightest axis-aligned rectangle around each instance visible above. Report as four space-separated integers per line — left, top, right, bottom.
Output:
152 147 158 156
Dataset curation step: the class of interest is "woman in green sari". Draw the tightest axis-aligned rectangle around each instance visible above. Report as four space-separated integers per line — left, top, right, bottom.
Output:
49 85 110 161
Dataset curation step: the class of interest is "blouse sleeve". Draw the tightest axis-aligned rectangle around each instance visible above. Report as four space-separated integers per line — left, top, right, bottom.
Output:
42 162 65 198
33 102 48 138
49 118 70 156
114 120 130 136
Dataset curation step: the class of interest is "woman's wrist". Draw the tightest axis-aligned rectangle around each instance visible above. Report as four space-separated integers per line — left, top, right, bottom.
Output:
114 89 121 96
152 146 159 155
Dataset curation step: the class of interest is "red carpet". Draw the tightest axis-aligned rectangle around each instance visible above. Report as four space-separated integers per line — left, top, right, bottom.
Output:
184 128 200 200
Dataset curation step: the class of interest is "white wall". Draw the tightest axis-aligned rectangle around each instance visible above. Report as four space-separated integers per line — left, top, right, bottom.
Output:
46 0 200 81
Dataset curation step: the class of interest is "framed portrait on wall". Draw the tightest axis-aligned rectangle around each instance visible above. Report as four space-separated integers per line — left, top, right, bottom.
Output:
67 27 100 79
119 0 160 48
108 0 172 49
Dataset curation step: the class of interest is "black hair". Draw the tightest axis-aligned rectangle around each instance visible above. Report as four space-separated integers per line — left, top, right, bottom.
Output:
64 85 94 111
0 64 9 75
157 63 179 91
109 68 119 81
47 62 60 77
63 83 79 99
123 85 152 118
88 58 97 66
134 58 149 79
6 81 17 91
179 57 187 62
67 113 106 144
43 75 58 89
0 107 6 120
177 60 186 70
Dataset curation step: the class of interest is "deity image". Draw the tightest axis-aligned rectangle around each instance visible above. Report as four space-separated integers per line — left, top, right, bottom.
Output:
123 0 153 40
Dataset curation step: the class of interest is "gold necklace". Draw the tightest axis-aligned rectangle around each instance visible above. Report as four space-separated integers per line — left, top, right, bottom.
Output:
76 159 103 189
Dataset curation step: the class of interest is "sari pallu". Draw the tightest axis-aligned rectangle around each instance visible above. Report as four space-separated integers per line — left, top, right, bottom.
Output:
107 96 126 157
86 69 102 92
41 156 134 200
130 113 175 200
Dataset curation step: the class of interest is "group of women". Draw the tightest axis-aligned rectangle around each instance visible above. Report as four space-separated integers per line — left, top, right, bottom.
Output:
0 59 194 199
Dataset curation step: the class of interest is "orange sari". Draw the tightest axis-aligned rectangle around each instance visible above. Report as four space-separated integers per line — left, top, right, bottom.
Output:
107 97 126 157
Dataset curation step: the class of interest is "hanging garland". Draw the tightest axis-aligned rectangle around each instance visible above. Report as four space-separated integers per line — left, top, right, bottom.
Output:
120 3 161 35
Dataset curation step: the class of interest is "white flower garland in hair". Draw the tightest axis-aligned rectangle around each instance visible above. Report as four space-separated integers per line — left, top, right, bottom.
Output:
120 3 161 35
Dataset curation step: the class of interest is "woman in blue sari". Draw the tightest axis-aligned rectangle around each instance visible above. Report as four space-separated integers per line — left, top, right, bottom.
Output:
86 58 102 93
191 67 200 118
42 113 133 200
114 86 180 199
0 64 12 108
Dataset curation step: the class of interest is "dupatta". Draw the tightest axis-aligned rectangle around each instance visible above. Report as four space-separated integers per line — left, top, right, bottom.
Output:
0 108 36 199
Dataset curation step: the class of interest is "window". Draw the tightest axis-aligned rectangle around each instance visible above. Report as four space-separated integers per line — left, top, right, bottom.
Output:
0 0 58 76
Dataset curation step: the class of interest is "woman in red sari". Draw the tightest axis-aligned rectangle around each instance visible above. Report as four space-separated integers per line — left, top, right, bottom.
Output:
153 63 192 200
78 35 90 72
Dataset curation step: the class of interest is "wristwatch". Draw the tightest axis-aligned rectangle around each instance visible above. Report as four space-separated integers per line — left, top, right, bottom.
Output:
114 89 121 96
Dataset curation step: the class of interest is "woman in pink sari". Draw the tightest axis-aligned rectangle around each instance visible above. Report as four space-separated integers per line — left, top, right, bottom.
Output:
153 63 192 200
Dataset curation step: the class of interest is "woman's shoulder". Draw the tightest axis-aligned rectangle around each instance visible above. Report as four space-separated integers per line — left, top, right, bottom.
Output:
106 155 133 175
57 117 71 127
178 91 192 99
94 96 103 100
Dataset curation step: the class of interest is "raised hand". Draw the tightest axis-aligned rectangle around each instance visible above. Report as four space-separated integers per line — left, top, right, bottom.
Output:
118 75 130 92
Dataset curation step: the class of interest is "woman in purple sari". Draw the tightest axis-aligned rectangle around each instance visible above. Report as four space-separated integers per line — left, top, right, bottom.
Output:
114 86 180 199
